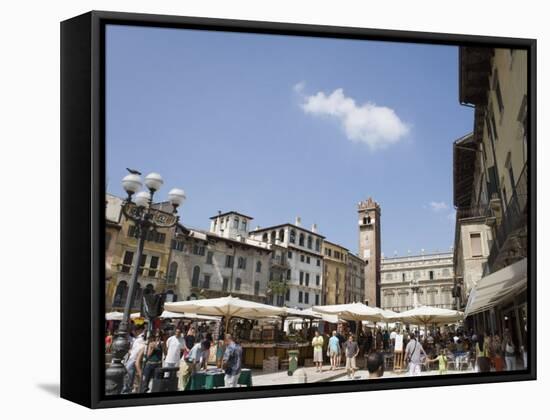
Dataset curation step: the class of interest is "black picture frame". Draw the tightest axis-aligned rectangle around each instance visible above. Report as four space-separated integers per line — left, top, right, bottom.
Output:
60 10 537 409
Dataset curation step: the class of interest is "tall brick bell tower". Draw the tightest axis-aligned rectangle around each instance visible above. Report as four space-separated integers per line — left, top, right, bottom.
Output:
357 197 381 307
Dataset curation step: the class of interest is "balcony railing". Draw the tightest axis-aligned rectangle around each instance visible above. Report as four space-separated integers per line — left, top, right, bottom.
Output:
456 205 494 220
116 264 165 280
487 163 528 270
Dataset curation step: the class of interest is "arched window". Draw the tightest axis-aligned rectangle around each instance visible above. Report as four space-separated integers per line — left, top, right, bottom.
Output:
299 233 305 246
256 261 262 273
270 231 276 243
262 233 268 242
289 229 296 243
278 229 285 242
113 281 128 307
131 282 142 309
167 261 178 284
315 239 320 252
192 266 200 287
254 280 260 296
307 236 313 249
235 278 242 291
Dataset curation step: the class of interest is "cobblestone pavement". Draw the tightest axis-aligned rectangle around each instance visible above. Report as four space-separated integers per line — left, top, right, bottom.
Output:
249 365 481 386
250 366 349 386
329 368 474 381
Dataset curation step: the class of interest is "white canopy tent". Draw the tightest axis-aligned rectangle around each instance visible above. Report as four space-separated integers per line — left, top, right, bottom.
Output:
465 258 527 317
164 295 286 331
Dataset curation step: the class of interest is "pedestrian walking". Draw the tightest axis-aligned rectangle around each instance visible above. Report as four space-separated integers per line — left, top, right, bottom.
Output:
222 334 243 387
328 331 340 370
122 326 145 394
405 333 427 376
427 349 448 375
344 334 360 379
137 331 164 393
311 330 324 372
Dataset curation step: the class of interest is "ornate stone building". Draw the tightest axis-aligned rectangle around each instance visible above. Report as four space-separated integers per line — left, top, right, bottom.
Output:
380 252 455 312
105 194 177 312
357 198 381 306
249 218 324 309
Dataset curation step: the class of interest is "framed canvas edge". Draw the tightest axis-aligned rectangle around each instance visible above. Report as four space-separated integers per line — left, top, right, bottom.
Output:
60 10 537 409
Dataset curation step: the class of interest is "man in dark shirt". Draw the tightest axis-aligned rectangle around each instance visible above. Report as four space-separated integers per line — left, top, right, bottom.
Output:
344 335 360 379
222 334 243 387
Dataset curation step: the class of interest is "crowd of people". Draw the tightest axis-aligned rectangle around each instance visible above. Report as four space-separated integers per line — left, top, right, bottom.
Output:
106 321 243 394
105 319 527 393
308 324 526 378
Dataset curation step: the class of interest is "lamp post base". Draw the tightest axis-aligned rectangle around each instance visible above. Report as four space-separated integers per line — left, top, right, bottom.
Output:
105 328 130 395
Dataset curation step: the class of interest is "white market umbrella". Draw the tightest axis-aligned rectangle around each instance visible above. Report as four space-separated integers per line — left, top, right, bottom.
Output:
376 308 399 322
160 310 220 321
389 305 464 325
313 302 383 323
164 295 286 331
313 302 382 337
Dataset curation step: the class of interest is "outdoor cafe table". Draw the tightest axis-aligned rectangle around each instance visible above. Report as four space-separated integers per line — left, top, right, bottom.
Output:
185 368 253 390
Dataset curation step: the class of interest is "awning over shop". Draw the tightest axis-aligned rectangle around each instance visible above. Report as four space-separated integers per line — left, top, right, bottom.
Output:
465 258 527 317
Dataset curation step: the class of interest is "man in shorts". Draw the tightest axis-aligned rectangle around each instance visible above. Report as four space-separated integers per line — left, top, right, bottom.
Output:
344 334 360 379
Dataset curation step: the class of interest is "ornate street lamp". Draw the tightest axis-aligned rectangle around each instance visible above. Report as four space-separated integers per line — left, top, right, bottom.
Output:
105 170 185 395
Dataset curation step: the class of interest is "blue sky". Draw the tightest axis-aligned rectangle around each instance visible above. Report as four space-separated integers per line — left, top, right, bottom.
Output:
106 24 474 257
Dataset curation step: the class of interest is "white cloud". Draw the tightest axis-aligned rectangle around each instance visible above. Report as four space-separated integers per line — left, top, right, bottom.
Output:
429 201 449 212
297 87 409 150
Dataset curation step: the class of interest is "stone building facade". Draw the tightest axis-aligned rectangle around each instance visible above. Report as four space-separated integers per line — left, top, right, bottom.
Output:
357 198 381 306
322 240 348 305
168 211 272 303
380 252 454 312
454 47 528 346
249 218 324 309
346 253 366 304
105 194 177 311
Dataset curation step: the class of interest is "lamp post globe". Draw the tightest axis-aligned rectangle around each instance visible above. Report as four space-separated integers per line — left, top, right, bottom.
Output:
134 191 151 208
144 172 164 192
168 188 186 208
121 174 142 196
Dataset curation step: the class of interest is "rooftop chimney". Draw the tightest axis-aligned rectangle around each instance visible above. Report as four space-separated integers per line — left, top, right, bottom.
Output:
311 223 317 233
295 216 301 226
